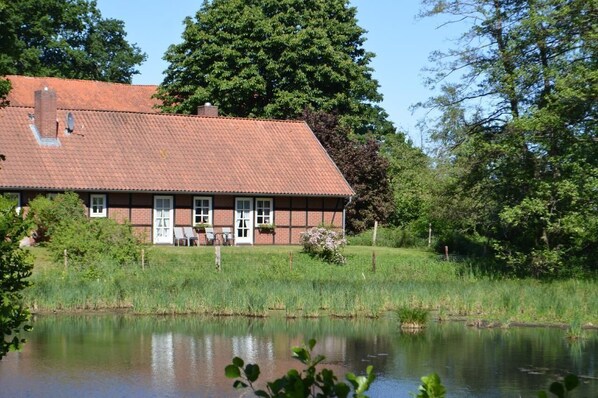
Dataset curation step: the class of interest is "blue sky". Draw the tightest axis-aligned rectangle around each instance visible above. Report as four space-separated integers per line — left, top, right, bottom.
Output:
96 1 464 143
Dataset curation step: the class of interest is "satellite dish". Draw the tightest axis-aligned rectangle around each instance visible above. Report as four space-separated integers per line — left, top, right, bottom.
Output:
66 112 75 132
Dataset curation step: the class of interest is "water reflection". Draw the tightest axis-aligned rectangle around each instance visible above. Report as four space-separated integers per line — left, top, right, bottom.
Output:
0 314 596 397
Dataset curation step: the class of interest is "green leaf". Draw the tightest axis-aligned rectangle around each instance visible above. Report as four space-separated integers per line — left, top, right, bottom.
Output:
244 363 261 383
353 376 369 394
364 365 376 388
549 381 565 398
268 378 285 394
233 380 248 389
232 356 244 368
312 354 326 367
334 382 350 398
345 372 358 389
563 374 579 391
417 373 446 398
287 369 300 378
291 347 309 364
224 364 241 379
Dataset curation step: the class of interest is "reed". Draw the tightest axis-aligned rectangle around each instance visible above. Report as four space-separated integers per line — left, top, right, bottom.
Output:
565 319 586 340
24 246 598 325
397 307 429 330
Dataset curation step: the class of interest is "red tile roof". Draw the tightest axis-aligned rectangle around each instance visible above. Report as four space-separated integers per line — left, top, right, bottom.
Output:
5 75 160 113
0 78 353 197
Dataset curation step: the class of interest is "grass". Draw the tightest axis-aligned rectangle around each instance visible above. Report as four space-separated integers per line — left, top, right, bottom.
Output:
23 245 598 325
397 307 429 330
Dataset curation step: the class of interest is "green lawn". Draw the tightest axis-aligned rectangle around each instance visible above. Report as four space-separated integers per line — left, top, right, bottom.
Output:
23 245 598 326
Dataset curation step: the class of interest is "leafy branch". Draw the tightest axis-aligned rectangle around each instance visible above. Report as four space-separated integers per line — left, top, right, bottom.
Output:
225 338 375 397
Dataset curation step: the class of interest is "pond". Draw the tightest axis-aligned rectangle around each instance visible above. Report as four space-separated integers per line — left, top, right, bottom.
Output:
1 314 596 397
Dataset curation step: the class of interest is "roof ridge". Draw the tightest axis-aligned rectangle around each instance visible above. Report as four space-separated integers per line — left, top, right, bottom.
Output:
31 107 307 123
5 75 158 88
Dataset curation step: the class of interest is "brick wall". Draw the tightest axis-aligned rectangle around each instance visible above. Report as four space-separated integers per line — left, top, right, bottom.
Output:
8 190 347 245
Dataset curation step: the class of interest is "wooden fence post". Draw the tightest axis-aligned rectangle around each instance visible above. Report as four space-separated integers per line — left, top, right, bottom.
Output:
428 223 432 247
372 251 376 273
141 249 145 270
289 252 293 272
444 246 449 261
372 221 378 246
64 249 68 272
215 246 221 271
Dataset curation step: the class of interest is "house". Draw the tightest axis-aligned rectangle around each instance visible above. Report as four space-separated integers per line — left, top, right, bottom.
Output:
0 75 354 244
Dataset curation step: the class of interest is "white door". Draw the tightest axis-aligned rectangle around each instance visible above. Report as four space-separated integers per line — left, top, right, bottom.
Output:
235 198 253 245
153 196 173 244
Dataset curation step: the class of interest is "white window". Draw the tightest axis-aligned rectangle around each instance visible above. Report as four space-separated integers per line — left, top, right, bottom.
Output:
3 192 21 213
255 198 273 225
193 196 212 225
90 194 107 217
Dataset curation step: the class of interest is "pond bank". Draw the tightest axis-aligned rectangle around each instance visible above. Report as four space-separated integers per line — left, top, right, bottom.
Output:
28 308 598 331
24 246 598 326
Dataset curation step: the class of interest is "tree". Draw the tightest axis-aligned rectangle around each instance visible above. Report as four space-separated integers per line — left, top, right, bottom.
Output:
303 109 394 233
157 0 393 136
0 0 146 83
0 78 10 108
0 196 33 360
419 0 597 275
381 133 436 228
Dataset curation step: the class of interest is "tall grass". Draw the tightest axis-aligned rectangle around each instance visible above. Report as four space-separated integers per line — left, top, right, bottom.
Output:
24 246 598 325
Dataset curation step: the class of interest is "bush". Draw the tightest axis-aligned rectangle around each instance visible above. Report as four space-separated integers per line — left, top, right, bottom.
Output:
347 225 429 248
26 192 86 242
0 195 33 358
48 218 143 270
434 231 490 257
300 227 346 264
27 192 144 270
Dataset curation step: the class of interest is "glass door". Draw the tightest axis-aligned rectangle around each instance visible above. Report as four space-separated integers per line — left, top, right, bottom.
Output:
235 198 253 245
153 196 173 244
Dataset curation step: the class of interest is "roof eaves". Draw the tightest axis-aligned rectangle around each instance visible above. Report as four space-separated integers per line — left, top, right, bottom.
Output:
0 185 353 198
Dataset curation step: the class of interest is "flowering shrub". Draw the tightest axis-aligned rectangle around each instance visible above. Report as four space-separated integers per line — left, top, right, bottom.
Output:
300 227 346 264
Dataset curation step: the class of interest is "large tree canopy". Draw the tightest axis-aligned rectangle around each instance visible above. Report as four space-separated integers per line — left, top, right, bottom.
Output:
0 0 146 83
302 109 394 233
157 0 393 136
420 0 597 276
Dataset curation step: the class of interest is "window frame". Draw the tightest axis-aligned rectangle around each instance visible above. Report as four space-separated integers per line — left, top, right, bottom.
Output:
255 198 273 225
89 194 107 218
3 192 21 213
193 196 213 225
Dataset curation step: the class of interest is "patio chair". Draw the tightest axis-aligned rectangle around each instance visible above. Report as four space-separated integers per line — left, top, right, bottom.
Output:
173 227 188 246
183 226 199 246
205 227 217 245
221 227 234 246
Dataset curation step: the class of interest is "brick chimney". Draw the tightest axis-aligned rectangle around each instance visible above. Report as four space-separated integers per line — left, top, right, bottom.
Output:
34 87 58 138
197 102 219 117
